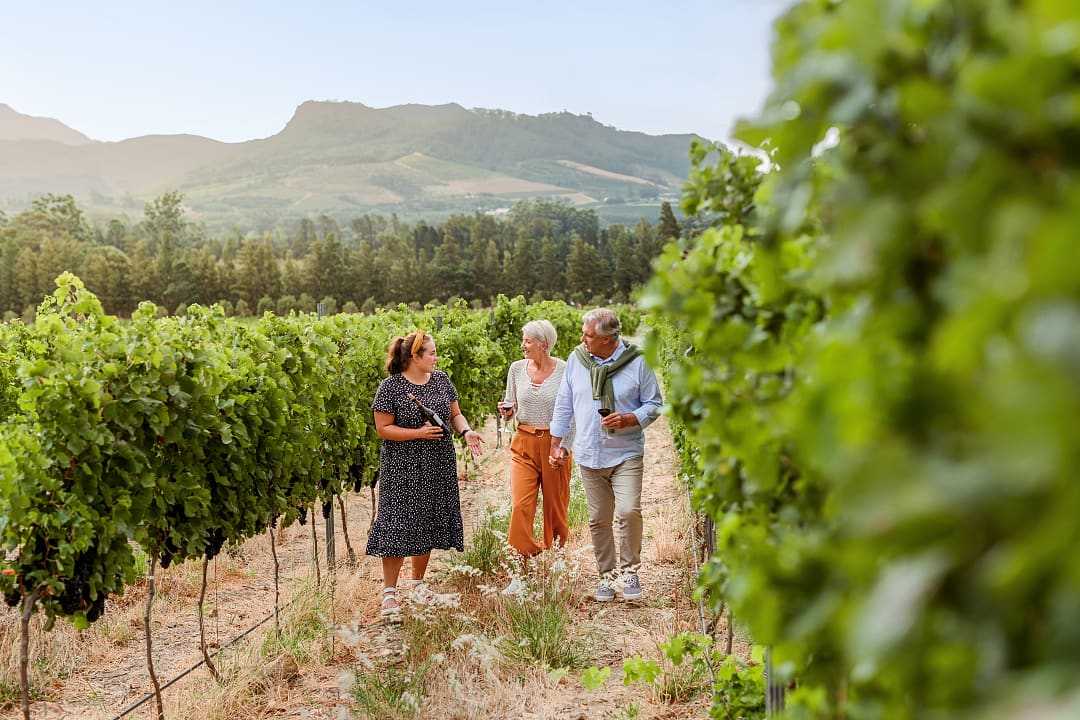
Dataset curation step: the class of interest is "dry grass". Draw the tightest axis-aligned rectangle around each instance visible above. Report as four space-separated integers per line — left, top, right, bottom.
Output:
3 418 704 719
0 608 110 709
648 490 693 568
164 571 378 720
417 664 553 720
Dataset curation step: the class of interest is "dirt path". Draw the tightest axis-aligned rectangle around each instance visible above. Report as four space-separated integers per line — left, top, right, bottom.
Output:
3 415 714 720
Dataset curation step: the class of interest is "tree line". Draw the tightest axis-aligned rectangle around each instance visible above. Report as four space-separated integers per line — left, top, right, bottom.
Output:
0 194 682 320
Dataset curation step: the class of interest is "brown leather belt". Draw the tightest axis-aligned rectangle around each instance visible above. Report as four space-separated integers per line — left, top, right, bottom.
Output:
516 423 551 436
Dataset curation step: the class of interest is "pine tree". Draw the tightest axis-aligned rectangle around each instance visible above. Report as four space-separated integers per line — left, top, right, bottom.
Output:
187 248 221 306
607 225 638 297
535 236 564 298
431 228 470 301
504 235 539 298
376 234 420 305
14 245 40 311
234 238 281 307
81 245 134 315
347 243 378 304
565 234 609 300
276 295 297 315
471 237 505 303
306 233 347 299
633 220 663 285
281 258 305 298
658 201 681 242
0 233 18 314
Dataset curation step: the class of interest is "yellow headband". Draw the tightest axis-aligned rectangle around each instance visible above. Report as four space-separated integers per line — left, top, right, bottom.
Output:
410 330 426 357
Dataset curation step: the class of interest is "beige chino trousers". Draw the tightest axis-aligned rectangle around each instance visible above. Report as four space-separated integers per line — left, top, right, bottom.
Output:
579 456 644 578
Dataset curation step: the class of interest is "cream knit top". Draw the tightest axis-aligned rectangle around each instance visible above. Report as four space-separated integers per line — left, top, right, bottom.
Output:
502 358 566 428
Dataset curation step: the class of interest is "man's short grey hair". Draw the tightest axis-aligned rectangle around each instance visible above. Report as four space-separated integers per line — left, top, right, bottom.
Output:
522 319 557 353
582 308 621 338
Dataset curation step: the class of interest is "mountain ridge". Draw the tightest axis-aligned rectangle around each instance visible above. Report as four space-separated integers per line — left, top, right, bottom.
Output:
0 103 94 146
0 101 702 227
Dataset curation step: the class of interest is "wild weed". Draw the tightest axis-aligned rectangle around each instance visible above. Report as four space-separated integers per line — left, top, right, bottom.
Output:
496 546 586 669
259 580 328 664
349 662 430 719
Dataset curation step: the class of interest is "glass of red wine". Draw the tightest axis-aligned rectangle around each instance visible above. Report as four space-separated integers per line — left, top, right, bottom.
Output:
598 407 613 440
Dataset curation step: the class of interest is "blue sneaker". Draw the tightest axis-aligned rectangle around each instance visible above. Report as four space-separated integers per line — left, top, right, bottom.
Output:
595 578 616 602
621 573 642 601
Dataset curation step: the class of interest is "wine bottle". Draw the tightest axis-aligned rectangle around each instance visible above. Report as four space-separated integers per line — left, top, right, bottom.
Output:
407 392 449 437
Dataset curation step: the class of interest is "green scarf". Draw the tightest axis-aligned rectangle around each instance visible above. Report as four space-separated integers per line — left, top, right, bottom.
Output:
573 341 642 412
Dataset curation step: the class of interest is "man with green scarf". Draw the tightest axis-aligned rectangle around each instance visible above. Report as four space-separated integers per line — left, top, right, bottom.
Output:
549 308 663 602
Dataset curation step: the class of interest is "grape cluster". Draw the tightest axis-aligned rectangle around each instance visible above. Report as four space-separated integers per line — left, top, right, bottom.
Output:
159 536 181 569
348 446 368 491
56 555 106 621
348 461 365 491
204 528 227 560
2 536 114 621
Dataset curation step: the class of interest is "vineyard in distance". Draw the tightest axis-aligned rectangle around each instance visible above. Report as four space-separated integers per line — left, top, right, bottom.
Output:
4 0 1080 719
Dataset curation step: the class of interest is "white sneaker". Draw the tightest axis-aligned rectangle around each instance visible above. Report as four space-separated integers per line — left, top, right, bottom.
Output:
595 578 616 602
620 572 642 601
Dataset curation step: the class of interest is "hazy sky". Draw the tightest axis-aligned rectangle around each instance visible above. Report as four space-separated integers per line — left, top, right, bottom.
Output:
1 1 787 144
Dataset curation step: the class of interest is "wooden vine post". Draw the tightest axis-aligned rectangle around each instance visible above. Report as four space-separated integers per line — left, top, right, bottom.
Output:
268 525 281 635
337 495 357 566
19 589 42 720
144 555 165 720
197 557 221 682
311 505 321 586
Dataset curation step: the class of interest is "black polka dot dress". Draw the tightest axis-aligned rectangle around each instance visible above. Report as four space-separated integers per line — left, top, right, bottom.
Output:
365 370 465 557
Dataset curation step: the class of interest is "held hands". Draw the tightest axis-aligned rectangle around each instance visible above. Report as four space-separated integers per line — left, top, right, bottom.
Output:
548 444 568 468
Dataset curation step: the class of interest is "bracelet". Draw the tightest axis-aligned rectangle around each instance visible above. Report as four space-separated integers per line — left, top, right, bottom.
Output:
458 425 472 438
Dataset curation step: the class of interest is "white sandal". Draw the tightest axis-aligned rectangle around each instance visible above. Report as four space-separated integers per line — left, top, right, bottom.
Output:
380 587 401 619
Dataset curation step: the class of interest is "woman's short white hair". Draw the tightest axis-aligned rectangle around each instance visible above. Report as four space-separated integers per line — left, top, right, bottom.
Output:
582 308 621 338
522 319 557 353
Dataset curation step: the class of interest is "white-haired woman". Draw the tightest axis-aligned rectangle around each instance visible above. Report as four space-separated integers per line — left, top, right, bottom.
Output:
498 319 572 558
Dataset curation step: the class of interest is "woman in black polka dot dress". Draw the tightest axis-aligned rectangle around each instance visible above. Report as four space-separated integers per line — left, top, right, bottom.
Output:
367 330 484 617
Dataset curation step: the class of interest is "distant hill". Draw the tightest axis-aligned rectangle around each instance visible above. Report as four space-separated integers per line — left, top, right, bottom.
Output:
0 101 701 227
0 103 93 145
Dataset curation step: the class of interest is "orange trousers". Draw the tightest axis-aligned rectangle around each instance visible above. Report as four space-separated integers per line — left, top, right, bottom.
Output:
508 425 571 556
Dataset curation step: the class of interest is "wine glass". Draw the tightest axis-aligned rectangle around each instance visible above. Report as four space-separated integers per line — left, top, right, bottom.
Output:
598 407 614 443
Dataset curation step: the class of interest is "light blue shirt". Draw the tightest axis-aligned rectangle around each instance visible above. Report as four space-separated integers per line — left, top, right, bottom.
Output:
550 341 663 470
